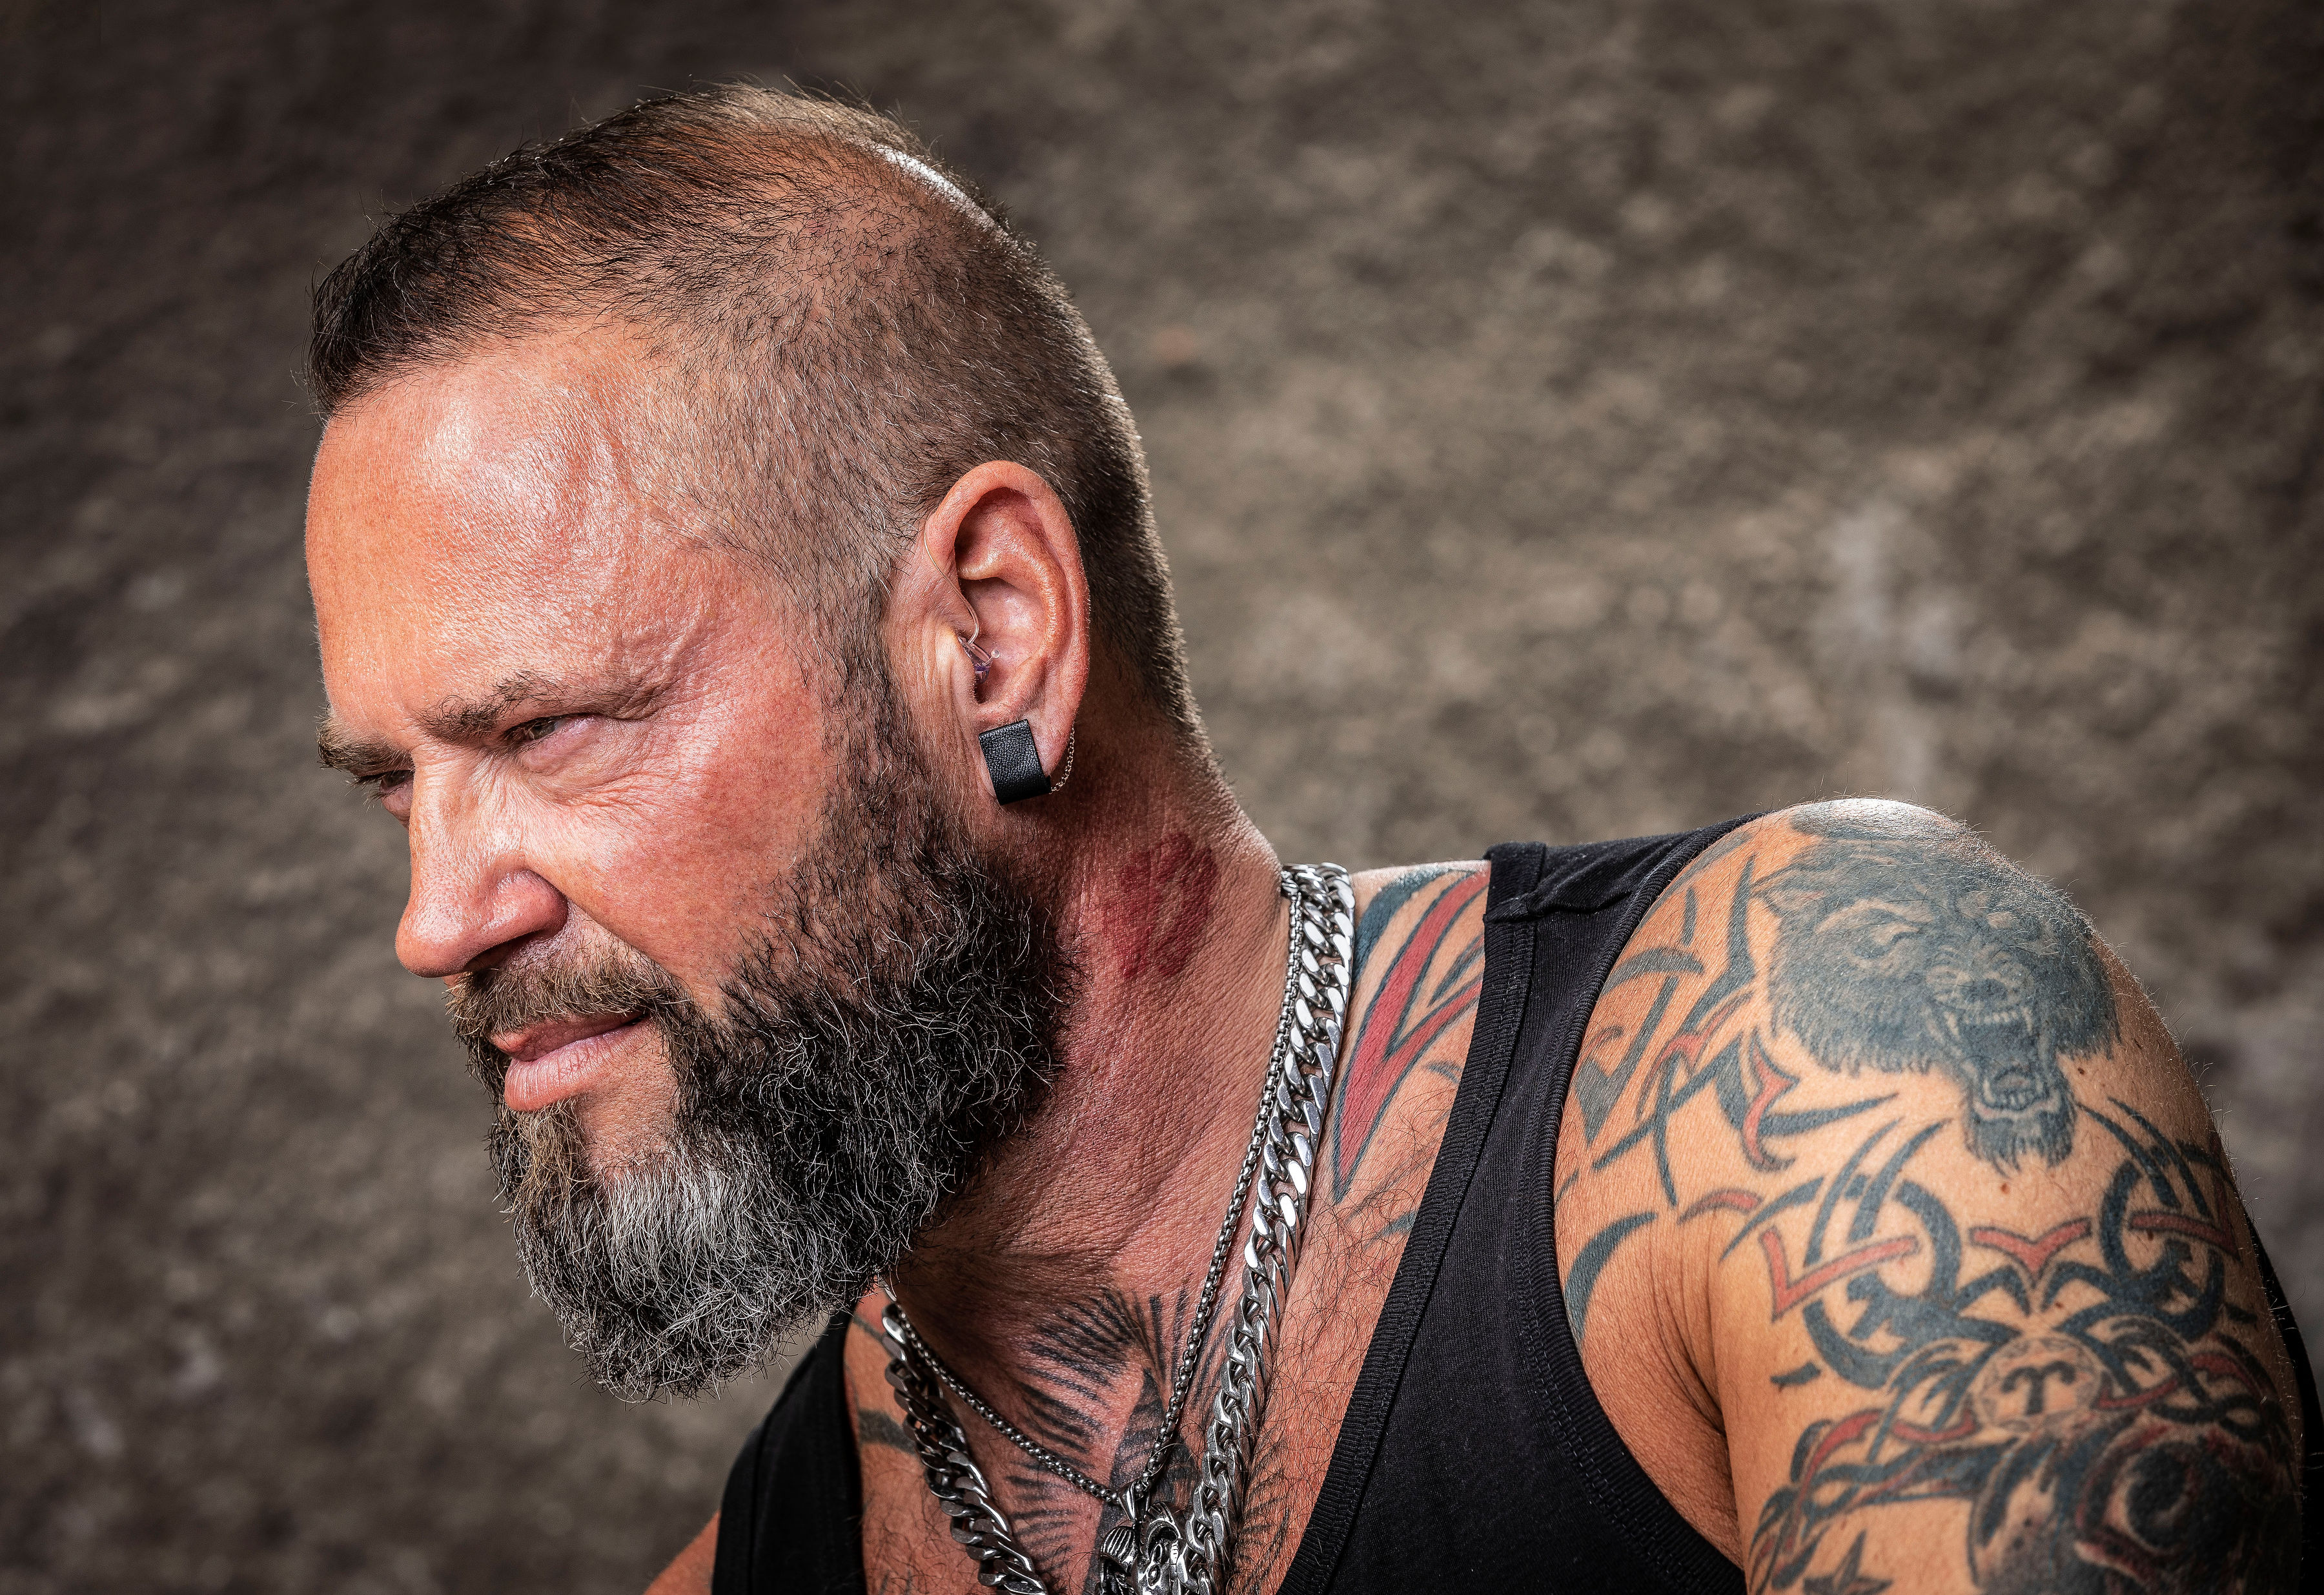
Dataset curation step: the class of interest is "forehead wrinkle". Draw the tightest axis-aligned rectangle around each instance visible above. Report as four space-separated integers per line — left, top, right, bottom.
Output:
490 337 729 600
389 345 640 575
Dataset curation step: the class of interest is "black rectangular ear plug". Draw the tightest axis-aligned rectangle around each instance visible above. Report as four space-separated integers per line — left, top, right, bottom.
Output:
978 719 1051 803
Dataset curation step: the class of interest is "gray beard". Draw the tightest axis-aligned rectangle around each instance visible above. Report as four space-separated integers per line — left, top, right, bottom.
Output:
453 692 1068 1399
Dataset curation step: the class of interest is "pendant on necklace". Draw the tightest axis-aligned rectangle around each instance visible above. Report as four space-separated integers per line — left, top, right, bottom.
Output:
1098 1505 1207 1595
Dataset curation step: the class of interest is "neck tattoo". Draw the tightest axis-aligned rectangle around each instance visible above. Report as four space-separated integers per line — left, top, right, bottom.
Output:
880 863 1356 1595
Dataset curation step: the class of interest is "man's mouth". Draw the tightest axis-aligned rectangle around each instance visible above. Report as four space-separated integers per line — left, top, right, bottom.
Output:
492 1013 648 1111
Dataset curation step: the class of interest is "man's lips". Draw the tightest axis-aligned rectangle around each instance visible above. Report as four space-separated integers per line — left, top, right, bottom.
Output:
492 1013 647 1112
492 1013 641 1062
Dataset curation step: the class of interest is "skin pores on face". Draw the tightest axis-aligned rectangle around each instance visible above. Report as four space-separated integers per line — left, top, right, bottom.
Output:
305 334 835 1167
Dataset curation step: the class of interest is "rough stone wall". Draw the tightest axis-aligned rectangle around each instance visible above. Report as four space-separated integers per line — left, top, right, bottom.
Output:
3 1 2318 1590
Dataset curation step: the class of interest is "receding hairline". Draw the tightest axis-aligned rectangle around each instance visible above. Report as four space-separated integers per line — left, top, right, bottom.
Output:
311 120 1006 422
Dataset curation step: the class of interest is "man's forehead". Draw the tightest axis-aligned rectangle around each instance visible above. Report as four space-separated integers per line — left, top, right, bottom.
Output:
305 337 757 734
309 339 669 571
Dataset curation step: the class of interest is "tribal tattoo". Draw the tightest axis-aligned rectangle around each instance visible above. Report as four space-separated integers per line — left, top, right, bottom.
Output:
1733 1107 2297 1594
1575 856 1895 1209
1560 803 2299 1595
1334 865 1487 1202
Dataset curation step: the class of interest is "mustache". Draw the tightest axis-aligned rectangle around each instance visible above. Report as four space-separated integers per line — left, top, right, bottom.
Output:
447 943 691 1091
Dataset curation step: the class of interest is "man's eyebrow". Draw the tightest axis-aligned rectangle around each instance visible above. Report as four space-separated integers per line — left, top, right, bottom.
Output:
316 678 547 773
317 716 403 775
418 671 667 743
418 672 559 742
318 673 668 773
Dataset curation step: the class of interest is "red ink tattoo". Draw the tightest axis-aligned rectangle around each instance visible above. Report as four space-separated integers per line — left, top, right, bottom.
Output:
1332 872 1488 1199
1966 1219 2092 1289
1760 1228 1921 1319
1738 1031 1800 1173
1680 1188 1764 1222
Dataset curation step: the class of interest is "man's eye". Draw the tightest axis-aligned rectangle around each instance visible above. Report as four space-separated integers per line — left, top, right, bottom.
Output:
511 715 567 745
356 769 412 801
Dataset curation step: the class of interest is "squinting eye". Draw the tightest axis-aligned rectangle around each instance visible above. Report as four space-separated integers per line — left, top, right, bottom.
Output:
511 716 566 745
358 769 412 801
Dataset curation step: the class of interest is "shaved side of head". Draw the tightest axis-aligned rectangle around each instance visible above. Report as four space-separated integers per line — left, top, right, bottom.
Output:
309 87 1199 739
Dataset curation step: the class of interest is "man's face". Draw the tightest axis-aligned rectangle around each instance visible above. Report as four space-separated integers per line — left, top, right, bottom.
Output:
309 336 819 1158
306 334 1063 1393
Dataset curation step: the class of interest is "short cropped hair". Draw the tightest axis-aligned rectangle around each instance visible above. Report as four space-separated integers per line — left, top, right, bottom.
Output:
309 86 1198 738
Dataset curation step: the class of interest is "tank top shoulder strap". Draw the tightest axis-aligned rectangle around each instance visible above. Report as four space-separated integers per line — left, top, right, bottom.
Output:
713 1313 864 1595
1284 818 1755 1594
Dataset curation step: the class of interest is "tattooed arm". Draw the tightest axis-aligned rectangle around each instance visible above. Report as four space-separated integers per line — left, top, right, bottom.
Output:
1554 800 2305 1594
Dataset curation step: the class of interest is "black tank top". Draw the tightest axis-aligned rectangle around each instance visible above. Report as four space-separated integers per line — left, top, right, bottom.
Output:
715 825 2323 1592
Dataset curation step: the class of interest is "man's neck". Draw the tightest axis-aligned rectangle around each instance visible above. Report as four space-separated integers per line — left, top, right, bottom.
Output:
886 718 1290 1446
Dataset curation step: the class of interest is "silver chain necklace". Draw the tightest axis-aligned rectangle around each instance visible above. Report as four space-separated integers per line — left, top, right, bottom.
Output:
884 899 1300 1508
881 863 1355 1595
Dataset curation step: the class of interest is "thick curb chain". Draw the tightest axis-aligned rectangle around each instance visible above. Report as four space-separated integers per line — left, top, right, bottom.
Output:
1181 864 1354 1588
881 1323 1050 1595
879 864 1354 1595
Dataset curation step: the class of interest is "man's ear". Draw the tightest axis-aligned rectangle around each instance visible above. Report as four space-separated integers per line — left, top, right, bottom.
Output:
901 460 1091 792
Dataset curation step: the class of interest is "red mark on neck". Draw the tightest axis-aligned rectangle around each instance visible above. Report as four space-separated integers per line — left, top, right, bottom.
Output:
1103 833 1221 986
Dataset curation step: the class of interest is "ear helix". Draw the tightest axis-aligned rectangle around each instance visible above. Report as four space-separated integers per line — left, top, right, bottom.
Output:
961 632 1074 805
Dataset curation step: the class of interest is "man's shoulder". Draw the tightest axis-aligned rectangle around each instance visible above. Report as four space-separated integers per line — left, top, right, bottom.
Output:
1545 798 2310 1590
1555 794 2168 1255
1350 859 1487 927
1649 797 1983 901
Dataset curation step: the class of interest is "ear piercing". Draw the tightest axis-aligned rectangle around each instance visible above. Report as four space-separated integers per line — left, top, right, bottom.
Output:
979 719 1052 803
962 630 1075 805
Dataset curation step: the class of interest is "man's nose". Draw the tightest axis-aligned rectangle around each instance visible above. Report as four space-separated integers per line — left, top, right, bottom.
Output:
395 784 567 978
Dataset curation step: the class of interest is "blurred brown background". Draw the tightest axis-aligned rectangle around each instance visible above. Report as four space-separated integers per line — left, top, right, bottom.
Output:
4 1 2319 1590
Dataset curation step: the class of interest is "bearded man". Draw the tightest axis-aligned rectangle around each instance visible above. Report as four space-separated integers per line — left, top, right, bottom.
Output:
303 88 2316 1595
